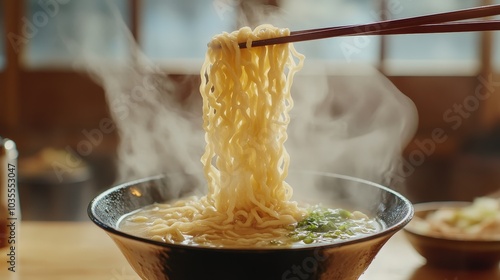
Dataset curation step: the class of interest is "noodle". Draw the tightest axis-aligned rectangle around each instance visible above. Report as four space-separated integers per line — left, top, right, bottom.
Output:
409 197 500 240
201 25 305 228
121 25 306 247
119 25 379 247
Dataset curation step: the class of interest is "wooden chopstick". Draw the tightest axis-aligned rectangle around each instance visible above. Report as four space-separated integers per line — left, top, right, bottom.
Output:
356 21 500 36
239 4 500 48
287 21 500 36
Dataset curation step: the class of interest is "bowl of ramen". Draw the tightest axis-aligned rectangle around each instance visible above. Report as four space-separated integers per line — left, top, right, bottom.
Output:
88 24 413 280
88 171 413 280
403 198 500 269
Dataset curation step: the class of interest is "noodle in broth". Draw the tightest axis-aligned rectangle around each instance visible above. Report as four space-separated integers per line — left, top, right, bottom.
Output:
119 25 379 247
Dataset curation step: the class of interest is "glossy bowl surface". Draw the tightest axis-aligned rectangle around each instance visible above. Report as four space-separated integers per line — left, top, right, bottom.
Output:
404 201 500 270
88 171 413 280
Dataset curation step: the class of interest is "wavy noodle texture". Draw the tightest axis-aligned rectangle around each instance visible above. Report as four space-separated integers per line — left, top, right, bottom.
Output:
120 24 306 247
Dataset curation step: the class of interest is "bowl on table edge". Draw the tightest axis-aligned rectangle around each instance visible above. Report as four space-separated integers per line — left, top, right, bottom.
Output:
403 201 500 270
88 171 413 280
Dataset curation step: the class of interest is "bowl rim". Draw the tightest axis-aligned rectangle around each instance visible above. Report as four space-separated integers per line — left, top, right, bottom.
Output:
88 170 414 252
404 200 500 243
410 201 472 212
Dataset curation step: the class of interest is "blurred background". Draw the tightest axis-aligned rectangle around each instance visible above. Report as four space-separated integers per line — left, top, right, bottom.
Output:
1 0 500 221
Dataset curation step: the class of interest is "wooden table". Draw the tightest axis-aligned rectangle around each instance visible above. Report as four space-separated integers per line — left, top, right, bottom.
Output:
0 222 499 280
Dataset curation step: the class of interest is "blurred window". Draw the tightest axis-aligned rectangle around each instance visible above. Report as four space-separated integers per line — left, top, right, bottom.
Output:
10 0 498 75
140 0 237 61
384 0 481 74
24 0 131 69
495 0 500 72
0 0 5 69
277 0 380 64
494 35 499 72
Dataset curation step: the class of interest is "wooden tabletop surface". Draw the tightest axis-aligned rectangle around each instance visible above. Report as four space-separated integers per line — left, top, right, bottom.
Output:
0 222 498 280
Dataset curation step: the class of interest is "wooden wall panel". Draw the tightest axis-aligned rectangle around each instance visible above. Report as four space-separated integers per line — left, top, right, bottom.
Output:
0 70 117 156
18 71 109 128
390 76 480 137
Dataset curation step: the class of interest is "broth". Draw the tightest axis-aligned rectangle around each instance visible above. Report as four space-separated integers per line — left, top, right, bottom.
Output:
118 202 382 248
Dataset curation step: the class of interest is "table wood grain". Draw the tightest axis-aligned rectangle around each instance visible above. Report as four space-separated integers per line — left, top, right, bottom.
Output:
0 222 498 280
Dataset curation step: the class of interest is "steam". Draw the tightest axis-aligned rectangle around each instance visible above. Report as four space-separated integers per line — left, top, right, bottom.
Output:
288 66 418 187
64 1 205 183
62 1 418 192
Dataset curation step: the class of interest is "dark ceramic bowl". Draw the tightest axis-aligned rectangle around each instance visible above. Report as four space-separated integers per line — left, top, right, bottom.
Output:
88 171 413 280
404 201 500 270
